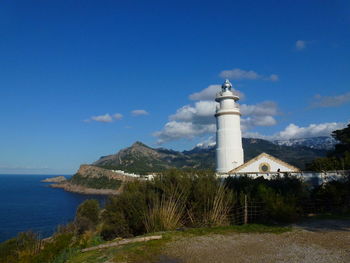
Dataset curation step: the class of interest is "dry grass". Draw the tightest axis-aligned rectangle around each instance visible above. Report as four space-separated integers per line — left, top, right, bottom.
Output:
144 189 185 232
200 184 233 227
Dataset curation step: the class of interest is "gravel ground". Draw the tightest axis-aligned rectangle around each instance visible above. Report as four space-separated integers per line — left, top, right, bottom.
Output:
160 220 350 263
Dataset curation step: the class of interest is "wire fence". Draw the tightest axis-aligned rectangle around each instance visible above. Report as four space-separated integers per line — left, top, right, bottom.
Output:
228 196 266 225
229 195 350 225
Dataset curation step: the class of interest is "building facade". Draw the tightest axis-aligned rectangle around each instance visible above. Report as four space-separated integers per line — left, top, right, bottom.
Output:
228 152 300 177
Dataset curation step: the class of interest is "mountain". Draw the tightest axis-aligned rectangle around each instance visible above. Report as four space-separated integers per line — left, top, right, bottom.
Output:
93 139 328 174
93 141 198 174
272 136 337 150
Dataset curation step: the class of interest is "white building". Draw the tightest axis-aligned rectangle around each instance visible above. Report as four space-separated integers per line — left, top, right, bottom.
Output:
215 80 244 173
228 152 300 178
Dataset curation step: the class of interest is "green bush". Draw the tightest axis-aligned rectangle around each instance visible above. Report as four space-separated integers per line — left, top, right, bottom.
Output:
101 210 130 240
31 232 74 263
100 170 235 239
257 184 298 223
0 231 39 263
75 199 100 234
312 176 350 213
101 181 150 239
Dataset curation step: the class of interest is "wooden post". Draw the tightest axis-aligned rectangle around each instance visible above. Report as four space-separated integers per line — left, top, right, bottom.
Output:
244 194 248 224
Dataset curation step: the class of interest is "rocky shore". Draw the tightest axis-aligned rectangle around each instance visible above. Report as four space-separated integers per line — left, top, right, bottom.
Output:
50 182 122 195
41 176 67 183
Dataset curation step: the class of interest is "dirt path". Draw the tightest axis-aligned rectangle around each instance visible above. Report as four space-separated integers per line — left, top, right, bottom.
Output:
160 220 350 263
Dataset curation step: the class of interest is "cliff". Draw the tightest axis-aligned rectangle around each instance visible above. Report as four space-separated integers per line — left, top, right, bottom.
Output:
50 165 136 195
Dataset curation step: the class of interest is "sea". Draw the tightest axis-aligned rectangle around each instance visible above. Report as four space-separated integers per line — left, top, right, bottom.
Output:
0 174 106 242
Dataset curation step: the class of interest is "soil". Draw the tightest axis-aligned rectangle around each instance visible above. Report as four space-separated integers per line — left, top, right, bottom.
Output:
159 219 350 263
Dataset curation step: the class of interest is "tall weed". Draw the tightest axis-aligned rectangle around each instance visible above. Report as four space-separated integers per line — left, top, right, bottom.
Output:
144 187 185 232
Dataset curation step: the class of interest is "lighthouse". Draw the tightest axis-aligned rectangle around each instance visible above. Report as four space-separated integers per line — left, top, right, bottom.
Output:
215 79 244 173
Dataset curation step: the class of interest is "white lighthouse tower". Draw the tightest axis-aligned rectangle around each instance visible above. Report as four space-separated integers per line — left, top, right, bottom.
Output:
215 79 244 173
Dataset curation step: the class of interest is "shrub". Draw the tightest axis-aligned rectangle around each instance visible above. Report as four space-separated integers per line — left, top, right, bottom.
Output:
101 181 150 240
312 176 350 213
0 231 39 263
31 232 74 263
144 188 185 232
74 199 100 234
257 184 298 223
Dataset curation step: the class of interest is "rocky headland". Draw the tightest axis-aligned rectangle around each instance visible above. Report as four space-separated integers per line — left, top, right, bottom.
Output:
41 175 67 183
48 165 136 195
50 182 121 195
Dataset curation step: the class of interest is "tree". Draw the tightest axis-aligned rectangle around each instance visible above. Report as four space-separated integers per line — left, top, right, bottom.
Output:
331 123 350 158
308 123 350 171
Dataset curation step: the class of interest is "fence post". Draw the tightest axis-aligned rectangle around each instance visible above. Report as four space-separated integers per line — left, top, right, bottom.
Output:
244 194 248 224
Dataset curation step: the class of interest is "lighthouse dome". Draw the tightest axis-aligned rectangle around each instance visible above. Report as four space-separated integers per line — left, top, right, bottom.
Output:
222 79 232 91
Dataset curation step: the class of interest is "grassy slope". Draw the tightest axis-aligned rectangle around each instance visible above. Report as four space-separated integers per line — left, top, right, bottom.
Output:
67 224 291 263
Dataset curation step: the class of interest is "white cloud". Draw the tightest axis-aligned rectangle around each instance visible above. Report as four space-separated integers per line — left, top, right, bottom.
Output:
268 74 279 82
275 122 346 140
189 84 244 101
131 109 149 116
296 40 306 50
240 101 279 131
113 113 123 120
311 92 350 108
219 68 279 82
244 122 347 140
241 116 277 131
154 98 279 143
85 113 123 123
220 68 260 80
153 121 216 144
240 101 278 116
91 114 113 123
154 100 218 143
170 101 217 125
154 77 282 144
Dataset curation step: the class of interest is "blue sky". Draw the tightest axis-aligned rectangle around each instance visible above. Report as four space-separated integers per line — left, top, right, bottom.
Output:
0 0 349 174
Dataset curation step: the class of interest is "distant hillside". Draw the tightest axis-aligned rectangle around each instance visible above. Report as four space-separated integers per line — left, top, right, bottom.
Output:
93 139 327 174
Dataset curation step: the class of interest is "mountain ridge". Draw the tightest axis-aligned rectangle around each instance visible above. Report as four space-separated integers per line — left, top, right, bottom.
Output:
92 137 328 174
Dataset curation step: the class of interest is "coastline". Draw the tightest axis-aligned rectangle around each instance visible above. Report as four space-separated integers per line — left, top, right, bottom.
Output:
41 176 67 183
50 182 121 195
